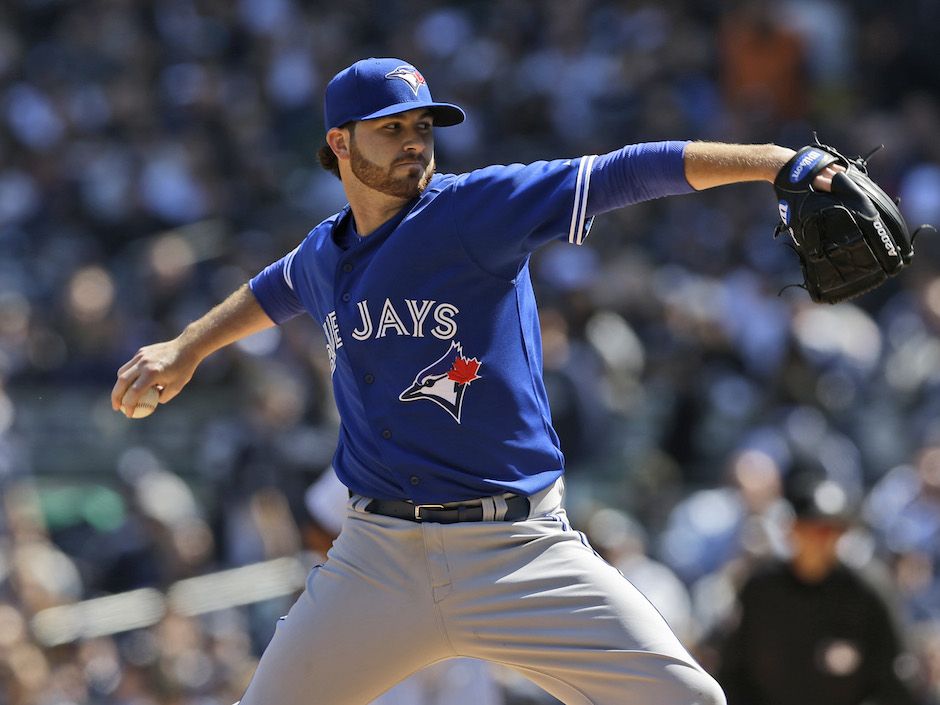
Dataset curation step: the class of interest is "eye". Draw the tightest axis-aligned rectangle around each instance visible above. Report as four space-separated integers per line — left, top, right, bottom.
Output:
421 377 435 388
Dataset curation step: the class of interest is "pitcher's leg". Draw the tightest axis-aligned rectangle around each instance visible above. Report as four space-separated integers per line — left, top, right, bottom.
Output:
442 516 725 705
239 514 451 705
501 650 725 705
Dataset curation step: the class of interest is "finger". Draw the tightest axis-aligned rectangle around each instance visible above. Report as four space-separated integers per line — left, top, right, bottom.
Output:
157 372 193 404
815 175 833 192
116 371 161 416
116 376 144 416
117 351 144 377
113 365 148 410
111 370 136 411
158 382 181 404
113 354 146 410
813 166 839 192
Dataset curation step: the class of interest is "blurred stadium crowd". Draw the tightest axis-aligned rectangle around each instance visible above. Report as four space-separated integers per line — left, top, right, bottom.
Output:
1 0 940 703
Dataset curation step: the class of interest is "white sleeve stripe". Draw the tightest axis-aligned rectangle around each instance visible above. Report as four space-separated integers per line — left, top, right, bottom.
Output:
568 155 597 245
567 157 589 245
575 154 597 245
282 247 299 291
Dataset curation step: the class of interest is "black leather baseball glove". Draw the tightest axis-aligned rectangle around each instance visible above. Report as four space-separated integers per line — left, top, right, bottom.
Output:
773 137 925 304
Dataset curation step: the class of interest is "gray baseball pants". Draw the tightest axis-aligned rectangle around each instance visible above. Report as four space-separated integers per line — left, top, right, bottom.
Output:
238 480 726 705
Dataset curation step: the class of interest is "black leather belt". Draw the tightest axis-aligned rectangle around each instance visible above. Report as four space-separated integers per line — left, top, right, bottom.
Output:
363 494 530 523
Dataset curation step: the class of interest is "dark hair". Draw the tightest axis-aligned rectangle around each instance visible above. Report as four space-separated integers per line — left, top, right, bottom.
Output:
317 122 355 180
783 456 855 524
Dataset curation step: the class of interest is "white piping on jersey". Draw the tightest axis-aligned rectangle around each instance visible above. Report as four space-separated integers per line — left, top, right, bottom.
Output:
568 154 598 246
567 158 587 245
282 246 300 291
575 154 597 245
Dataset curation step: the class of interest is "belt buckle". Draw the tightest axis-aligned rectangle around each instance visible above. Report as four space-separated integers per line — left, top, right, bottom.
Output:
413 503 445 521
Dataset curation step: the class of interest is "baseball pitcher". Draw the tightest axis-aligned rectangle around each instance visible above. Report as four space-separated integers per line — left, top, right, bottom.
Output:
112 58 917 705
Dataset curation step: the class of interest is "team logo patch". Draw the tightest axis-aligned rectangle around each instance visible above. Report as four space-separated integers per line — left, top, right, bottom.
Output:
385 65 426 97
399 341 481 423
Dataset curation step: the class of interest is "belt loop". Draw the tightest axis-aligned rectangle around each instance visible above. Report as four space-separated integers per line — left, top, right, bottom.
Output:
492 495 508 520
480 496 497 521
350 495 371 513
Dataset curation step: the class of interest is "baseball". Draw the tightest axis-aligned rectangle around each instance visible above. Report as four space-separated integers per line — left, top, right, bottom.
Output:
121 386 161 419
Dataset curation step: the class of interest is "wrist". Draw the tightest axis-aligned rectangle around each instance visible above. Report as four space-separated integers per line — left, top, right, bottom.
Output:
176 325 212 365
765 145 796 182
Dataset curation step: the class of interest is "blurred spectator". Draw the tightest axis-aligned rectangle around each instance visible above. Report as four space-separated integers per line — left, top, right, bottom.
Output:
658 444 790 586
719 0 809 131
864 444 940 625
713 461 926 705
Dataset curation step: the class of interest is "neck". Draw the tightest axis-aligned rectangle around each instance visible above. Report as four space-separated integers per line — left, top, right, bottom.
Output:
790 553 838 584
343 179 412 237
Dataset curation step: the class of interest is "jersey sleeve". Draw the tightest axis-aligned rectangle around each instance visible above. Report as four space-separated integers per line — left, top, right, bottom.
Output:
449 141 692 277
588 141 694 213
248 245 305 324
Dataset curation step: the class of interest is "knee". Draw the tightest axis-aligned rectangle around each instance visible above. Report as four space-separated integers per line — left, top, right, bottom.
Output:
652 663 725 705
681 668 726 705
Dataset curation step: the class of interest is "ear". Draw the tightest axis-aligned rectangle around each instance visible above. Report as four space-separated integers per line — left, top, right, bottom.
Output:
326 128 350 160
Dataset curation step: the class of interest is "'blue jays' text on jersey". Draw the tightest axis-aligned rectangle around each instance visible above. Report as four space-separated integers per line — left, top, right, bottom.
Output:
250 141 693 503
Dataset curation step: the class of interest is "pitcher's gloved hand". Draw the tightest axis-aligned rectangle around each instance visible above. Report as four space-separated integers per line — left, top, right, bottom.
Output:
773 137 931 304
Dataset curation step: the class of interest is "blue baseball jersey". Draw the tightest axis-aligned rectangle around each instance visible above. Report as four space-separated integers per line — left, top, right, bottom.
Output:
250 141 692 502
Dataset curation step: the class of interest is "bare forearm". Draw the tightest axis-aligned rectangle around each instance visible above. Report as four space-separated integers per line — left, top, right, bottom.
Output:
176 283 275 363
684 142 796 191
112 283 275 412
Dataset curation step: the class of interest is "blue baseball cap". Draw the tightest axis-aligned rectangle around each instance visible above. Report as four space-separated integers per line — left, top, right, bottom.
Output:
324 58 466 131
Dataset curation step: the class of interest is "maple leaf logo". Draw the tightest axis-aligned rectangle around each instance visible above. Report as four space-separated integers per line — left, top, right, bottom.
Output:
448 356 481 385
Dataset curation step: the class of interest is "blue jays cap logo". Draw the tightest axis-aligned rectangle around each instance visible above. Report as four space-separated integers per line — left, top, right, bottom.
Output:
399 341 481 423
385 65 426 97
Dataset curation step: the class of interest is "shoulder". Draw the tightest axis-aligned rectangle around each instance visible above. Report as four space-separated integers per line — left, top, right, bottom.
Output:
432 159 584 204
745 559 789 583
435 159 582 186
315 207 350 235
738 560 791 600
830 564 891 603
298 207 350 250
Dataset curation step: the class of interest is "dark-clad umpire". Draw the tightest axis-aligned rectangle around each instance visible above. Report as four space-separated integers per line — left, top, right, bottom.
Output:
715 460 926 705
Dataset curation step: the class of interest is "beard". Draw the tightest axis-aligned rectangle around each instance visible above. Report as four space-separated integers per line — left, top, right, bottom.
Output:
349 142 436 199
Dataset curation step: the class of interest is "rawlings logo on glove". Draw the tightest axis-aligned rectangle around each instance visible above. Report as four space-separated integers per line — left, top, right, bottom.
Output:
773 136 934 304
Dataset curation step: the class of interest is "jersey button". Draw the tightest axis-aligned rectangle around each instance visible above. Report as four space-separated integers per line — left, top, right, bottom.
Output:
364 373 375 384
410 475 420 486
381 429 392 440
341 292 351 302
342 262 353 273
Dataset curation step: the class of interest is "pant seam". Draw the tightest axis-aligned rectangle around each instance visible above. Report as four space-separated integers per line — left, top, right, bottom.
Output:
420 525 460 657
485 656 596 705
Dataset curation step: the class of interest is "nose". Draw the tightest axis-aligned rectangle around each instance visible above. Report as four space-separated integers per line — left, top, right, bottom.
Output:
402 133 425 155
401 124 431 154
